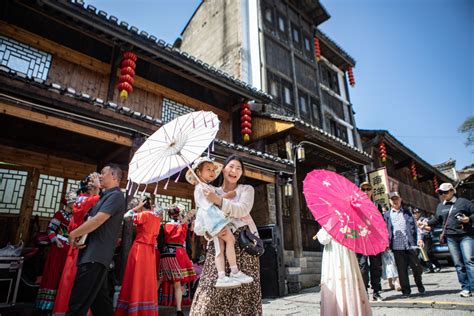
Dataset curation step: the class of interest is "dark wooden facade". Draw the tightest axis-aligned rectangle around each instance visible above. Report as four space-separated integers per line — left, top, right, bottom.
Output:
359 129 451 214
0 0 293 247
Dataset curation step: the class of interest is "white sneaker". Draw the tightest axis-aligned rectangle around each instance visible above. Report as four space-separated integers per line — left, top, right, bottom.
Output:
215 276 241 289
230 271 253 284
460 290 472 297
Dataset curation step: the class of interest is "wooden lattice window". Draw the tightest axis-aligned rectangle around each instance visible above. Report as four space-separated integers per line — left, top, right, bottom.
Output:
33 174 65 217
66 179 81 195
0 168 27 214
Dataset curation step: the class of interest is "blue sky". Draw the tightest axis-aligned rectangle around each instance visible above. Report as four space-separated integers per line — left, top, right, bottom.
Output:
87 0 473 169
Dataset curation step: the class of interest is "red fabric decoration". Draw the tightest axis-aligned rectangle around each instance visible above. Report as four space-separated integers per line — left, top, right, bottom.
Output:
240 103 252 142
410 160 417 181
348 67 355 87
314 37 321 62
378 139 387 163
118 51 137 99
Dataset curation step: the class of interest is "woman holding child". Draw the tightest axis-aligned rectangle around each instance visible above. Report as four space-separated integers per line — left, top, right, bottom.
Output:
190 154 262 315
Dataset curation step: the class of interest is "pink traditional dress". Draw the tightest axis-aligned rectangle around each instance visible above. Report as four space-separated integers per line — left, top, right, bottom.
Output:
53 193 100 315
116 211 161 316
317 228 372 316
158 221 196 306
36 209 72 311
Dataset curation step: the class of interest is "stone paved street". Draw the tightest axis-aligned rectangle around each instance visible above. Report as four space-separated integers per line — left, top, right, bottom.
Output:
263 266 474 315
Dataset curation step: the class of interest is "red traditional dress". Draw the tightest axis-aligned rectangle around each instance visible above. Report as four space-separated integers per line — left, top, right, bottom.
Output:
158 221 196 306
116 211 161 316
52 193 100 315
36 209 72 311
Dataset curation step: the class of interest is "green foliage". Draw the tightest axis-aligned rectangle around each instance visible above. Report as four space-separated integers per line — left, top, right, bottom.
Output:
459 116 474 148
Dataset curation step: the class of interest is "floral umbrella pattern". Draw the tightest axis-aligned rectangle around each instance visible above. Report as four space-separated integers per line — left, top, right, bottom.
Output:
303 170 388 256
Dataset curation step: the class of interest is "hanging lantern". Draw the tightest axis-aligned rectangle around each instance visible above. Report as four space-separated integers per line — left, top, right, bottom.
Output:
284 178 293 198
240 103 252 142
378 139 387 163
117 51 137 99
433 176 439 193
347 67 355 87
410 160 417 181
314 36 321 62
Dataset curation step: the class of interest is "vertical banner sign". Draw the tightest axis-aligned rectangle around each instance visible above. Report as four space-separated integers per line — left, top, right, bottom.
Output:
368 168 389 207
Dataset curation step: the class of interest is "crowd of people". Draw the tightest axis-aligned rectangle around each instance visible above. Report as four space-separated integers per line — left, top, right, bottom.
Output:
34 154 262 315
32 153 473 316
318 180 473 316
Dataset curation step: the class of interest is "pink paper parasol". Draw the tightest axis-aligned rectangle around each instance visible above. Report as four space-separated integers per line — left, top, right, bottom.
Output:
303 169 388 255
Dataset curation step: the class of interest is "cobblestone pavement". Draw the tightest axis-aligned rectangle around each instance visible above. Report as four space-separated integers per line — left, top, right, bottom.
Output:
263 266 474 315
2 267 472 316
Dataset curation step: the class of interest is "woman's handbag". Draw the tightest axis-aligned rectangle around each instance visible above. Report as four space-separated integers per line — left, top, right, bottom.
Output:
238 227 265 257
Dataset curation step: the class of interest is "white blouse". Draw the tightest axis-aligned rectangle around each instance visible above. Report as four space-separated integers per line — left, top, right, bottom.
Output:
215 184 258 235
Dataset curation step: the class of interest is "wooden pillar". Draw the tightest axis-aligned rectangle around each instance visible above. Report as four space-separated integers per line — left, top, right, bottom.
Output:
119 134 145 283
290 171 303 258
275 175 285 251
15 168 40 243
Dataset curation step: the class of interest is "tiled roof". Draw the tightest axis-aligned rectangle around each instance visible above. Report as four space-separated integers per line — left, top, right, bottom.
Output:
45 0 272 102
316 29 356 67
259 112 372 159
0 65 292 166
358 129 451 182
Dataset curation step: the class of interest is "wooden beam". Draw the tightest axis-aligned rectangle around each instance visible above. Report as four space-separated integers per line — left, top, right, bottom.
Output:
0 23 230 120
0 101 133 147
15 167 39 243
244 169 275 183
252 117 294 140
0 144 97 179
132 76 229 120
0 21 110 74
394 159 411 170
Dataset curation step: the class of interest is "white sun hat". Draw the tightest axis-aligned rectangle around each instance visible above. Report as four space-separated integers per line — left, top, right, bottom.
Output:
185 156 223 185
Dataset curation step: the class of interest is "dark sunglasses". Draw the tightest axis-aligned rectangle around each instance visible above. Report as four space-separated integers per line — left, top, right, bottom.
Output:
361 188 372 192
438 190 451 195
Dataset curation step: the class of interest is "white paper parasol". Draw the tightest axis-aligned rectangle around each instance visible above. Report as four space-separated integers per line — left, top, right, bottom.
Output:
128 111 220 189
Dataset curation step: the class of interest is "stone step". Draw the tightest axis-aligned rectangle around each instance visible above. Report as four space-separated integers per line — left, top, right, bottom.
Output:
299 273 321 288
300 266 321 274
284 256 322 267
284 250 322 258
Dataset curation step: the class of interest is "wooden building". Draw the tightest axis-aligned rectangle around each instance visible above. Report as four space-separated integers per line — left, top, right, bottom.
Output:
359 129 451 213
0 0 294 253
179 0 372 290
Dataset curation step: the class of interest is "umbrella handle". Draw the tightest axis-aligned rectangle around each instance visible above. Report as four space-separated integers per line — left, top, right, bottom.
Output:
178 154 204 185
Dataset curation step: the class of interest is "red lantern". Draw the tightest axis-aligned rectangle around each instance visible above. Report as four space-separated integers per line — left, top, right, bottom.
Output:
121 59 136 69
241 108 251 116
314 36 321 62
348 67 355 87
378 139 387 163
241 121 252 129
121 67 135 77
117 51 137 99
119 75 134 85
410 160 417 181
240 102 252 142
433 176 439 193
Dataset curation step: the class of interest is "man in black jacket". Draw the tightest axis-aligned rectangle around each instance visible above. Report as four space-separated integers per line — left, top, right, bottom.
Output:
357 181 383 301
421 183 474 298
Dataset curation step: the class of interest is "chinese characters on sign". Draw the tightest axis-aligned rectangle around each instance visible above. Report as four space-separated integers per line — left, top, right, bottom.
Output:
368 168 389 207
